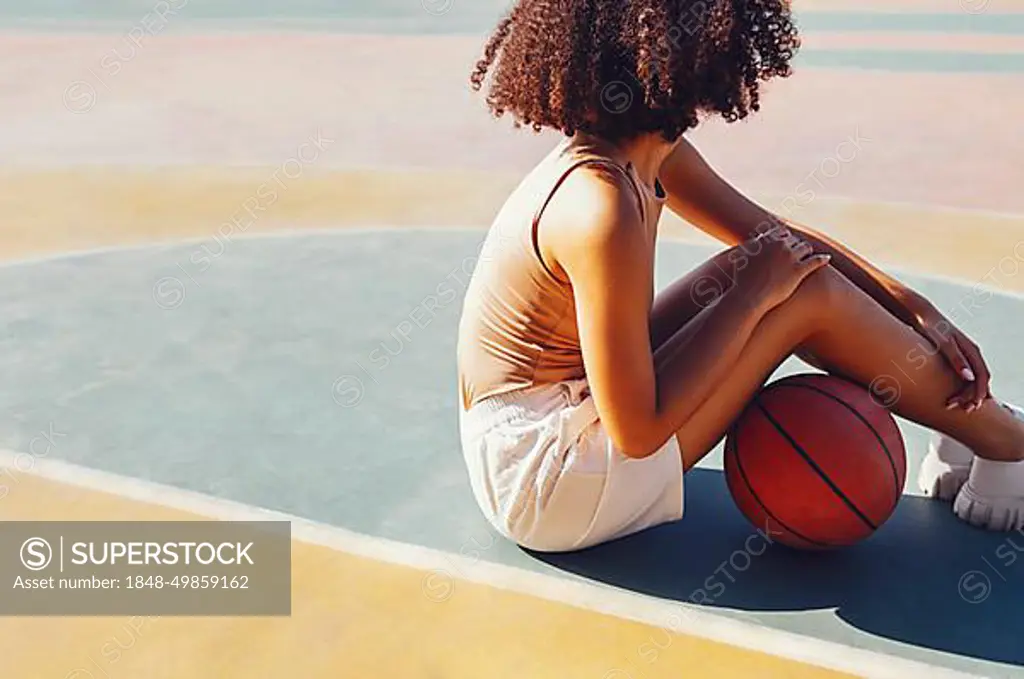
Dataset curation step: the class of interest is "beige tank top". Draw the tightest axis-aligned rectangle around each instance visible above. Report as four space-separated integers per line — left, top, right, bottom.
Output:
457 138 666 411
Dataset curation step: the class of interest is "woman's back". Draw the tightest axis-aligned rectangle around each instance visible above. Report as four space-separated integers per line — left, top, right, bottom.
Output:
457 137 660 411
457 140 583 411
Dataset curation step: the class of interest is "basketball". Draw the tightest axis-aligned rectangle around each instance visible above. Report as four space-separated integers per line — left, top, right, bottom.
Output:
724 373 907 550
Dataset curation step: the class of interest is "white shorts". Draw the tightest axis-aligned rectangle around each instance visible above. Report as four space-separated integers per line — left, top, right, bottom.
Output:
459 379 684 552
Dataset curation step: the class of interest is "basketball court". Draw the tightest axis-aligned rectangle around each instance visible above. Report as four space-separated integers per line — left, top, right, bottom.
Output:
2 2 1024 678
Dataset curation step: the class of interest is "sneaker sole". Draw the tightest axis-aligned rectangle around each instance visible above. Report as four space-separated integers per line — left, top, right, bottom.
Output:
917 456 970 502
954 483 1024 531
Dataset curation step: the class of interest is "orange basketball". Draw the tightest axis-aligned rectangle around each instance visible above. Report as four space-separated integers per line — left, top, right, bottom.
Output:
724 373 906 550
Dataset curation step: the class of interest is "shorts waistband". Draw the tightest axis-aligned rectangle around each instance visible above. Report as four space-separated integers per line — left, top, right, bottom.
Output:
460 380 591 439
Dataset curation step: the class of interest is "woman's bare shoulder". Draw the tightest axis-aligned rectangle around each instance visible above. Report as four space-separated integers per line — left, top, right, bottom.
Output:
544 163 645 245
537 164 649 281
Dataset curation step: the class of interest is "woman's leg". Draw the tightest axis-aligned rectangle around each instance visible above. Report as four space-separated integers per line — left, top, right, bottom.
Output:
650 247 826 370
652 246 1024 471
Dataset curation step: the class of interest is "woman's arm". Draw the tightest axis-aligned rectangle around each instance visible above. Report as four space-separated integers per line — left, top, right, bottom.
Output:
549 171 830 457
548 172 773 457
658 137 922 328
659 137 990 408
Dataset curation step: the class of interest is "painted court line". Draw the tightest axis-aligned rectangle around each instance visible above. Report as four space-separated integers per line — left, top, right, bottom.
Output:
3 186 1024 271
0 226 1022 305
0 450 984 679
751 192 1024 223
0 225 485 269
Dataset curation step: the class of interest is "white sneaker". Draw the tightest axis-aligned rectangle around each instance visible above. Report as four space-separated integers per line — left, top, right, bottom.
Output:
954 475 1024 531
952 404 1024 531
918 434 974 501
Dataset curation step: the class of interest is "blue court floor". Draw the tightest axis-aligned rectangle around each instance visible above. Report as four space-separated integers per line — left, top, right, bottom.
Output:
1 229 1023 677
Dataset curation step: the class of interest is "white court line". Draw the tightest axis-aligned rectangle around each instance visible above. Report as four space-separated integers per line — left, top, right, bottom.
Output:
749 191 1024 225
0 225 484 270
1 224 1023 303
0 450 986 679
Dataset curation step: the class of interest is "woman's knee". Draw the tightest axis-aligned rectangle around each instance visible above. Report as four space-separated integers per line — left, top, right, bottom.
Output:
792 265 850 310
771 265 852 337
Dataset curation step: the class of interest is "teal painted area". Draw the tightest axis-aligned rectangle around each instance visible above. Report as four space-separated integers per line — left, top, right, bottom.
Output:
3 2 1024 35
0 230 1023 676
797 11 1024 35
4 4 1024 73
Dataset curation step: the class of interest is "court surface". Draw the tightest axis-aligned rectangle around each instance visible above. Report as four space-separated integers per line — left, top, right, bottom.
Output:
1 225 1024 679
3 1 1024 678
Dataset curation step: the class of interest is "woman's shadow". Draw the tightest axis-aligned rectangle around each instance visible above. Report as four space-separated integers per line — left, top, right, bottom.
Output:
531 468 1024 668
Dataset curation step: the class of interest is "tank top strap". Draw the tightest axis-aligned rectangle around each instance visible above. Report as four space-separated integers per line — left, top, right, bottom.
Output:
529 154 646 282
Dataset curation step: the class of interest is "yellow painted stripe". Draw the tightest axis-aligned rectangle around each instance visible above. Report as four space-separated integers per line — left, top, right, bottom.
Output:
1 168 1021 292
0 168 523 262
673 194 1024 294
0 471 851 679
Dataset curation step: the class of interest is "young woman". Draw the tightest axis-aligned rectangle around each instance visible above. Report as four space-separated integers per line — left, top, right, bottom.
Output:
456 0 1024 553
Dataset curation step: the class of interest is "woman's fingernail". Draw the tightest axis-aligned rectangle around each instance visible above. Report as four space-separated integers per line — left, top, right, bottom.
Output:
946 401 958 410
961 368 976 382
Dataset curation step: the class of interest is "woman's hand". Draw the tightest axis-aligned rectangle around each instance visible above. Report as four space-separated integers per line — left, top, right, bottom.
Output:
738 225 831 311
909 297 992 411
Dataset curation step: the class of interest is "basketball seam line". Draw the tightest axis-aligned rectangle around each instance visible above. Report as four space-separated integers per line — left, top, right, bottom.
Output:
754 401 879 532
727 423 833 549
774 382 902 508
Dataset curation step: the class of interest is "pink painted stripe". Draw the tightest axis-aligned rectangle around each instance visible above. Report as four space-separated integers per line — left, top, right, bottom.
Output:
800 0 1024 13
0 33 1019 214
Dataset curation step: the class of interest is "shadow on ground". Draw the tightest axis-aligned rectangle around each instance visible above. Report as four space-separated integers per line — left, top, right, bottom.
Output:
533 467 1024 668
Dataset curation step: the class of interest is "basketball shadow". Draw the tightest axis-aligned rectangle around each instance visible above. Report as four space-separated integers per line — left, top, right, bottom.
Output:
530 468 1024 668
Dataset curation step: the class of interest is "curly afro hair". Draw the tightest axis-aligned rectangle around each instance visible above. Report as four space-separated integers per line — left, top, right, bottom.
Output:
470 0 800 143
